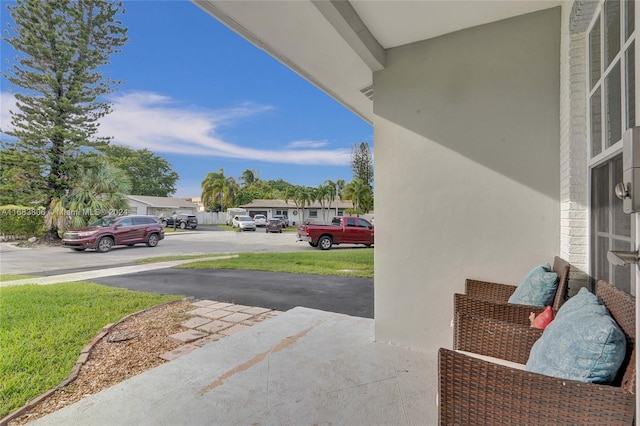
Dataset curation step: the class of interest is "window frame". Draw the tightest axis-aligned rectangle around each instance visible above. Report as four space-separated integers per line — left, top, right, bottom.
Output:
586 0 637 292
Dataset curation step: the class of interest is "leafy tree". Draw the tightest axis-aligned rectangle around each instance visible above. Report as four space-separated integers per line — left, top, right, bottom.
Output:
0 147 46 206
350 142 374 188
98 145 179 196
2 0 128 237
234 188 260 206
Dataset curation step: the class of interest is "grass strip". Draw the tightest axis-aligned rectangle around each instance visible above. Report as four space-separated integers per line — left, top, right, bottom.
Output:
178 249 374 278
133 253 234 264
0 274 35 282
0 283 183 418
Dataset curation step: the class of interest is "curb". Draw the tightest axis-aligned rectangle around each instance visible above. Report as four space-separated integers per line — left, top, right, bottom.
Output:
0 299 189 426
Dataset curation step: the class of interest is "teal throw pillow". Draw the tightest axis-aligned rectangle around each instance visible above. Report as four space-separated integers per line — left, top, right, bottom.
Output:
507 263 559 306
525 288 626 383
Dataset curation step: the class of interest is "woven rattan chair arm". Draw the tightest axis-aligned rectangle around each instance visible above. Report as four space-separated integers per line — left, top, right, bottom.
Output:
454 293 546 326
465 279 517 302
438 348 635 425
454 313 542 364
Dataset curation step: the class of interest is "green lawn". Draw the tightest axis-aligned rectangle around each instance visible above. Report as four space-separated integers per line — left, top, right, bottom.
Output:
178 249 374 278
0 283 183 418
0 274 35 282
133 253 233 264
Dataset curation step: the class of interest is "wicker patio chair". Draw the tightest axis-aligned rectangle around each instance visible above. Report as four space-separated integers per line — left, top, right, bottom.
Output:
465 256 571 311
440 280 636 425
452 257 572 335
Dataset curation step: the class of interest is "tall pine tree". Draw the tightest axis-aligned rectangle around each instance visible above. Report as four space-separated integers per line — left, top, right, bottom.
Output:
350 142 373 188
2 0 127 237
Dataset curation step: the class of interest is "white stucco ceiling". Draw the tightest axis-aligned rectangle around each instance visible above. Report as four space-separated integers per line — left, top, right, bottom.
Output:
193 1 562 123
350 1 562 49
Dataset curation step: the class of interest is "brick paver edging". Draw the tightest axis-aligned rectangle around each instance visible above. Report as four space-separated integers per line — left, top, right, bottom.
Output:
0 299 190 426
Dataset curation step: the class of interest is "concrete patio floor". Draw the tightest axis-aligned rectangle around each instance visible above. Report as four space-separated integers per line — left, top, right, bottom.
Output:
31 307 437 425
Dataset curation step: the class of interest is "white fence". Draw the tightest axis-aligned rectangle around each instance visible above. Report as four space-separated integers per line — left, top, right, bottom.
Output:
195 212 226 225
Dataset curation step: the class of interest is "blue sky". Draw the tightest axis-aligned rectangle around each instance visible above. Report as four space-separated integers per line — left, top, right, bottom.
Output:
0 1 372 197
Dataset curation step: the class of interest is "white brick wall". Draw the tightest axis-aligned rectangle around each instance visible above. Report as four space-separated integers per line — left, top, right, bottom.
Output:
560 2 590 293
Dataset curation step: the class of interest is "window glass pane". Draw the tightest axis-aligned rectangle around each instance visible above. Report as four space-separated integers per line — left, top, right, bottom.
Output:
590 16 601 88
626 43 635 129
605 61 622 147
604 0 621 68
591 87 603 157
595 236 610 281
592 162 609 232
612 239 632 293
624 0 634 41
612 156 630 236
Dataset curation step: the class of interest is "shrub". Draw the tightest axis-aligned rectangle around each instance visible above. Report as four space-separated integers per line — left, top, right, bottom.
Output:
0 205 45 239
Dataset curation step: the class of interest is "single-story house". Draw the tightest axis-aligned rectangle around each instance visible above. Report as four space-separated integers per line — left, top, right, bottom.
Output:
239 199 355 225
126 195 198 217
194 0 640 417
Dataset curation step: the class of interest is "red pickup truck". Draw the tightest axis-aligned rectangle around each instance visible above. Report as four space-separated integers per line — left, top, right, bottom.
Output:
297 216 374 250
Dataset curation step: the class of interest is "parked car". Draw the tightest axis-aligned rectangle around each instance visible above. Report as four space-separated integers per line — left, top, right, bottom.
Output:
62 215 164 253
266 218 283 233
160 214 198 230
232 215 256 231
253 214 267 227
272 215 289 227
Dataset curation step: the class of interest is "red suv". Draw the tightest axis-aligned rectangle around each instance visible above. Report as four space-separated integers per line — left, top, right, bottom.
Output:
62 215 165 253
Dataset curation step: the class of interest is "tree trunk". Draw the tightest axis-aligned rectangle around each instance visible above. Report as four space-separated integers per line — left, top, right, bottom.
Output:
42 228 61 242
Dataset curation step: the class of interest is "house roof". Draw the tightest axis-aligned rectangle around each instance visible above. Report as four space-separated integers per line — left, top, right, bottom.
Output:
126 195 198 209
193 0 561 123
240 199 354 209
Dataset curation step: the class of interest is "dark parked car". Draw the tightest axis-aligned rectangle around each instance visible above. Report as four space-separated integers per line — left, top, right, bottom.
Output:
266 218 283 233
62 215 165 253
161 214 198 229
272 215 289 227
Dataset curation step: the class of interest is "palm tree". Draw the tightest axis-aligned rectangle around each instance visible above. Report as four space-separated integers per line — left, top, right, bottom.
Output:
343 179 371 215
336 179 345 215
63 158 131 228
323 180 337 221
315 184 329 224
240 169 256 187
201 168 237 212
293 186 312 223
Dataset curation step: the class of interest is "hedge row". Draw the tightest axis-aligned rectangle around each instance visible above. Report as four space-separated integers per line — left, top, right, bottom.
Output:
0 205 45 237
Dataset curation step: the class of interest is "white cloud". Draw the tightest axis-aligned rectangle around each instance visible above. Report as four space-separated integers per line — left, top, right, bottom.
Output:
287 139 329 149
0 91 352 165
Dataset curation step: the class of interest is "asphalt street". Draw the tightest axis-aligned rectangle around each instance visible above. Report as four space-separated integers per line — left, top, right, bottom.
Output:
92 268 374 318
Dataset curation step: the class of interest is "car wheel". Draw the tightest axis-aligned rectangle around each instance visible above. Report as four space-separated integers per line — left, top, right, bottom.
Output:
146 233 159 247
161 220 167 227
96 236 114 253
180 222 187 229
318 236 332 250
71 248 86 251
